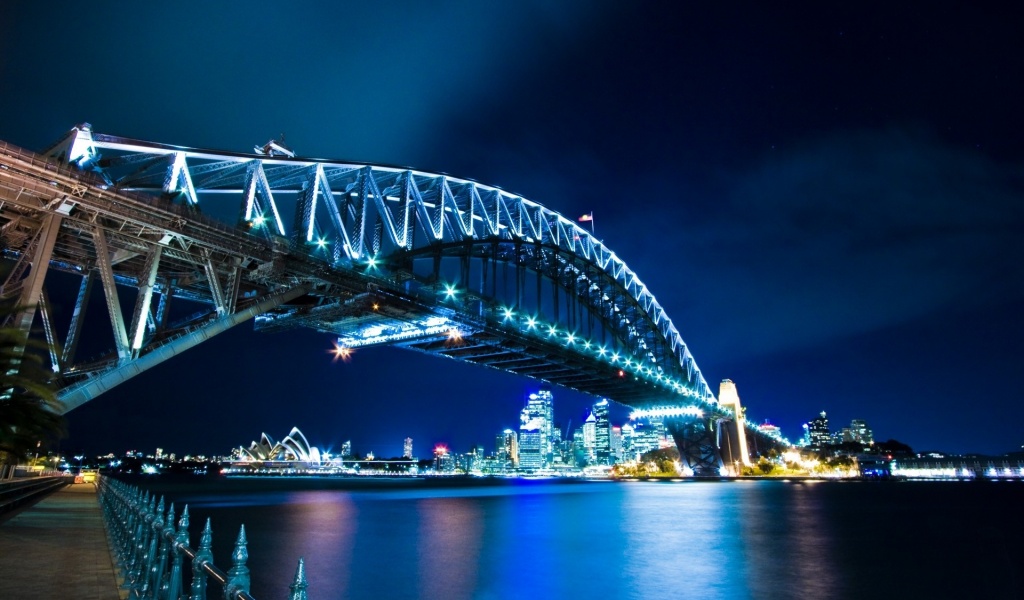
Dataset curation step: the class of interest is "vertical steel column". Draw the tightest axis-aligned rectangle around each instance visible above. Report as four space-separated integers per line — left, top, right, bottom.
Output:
63 270 94 364
202 250 227 316
128 245 161 354
12 213 63 340
37 288 62 372
91 225 131 361
155 278 173 332
223 264 242 316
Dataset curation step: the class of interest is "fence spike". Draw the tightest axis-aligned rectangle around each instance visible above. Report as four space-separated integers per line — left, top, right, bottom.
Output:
225 525 251 597
190 518 213 600
288 557 309 600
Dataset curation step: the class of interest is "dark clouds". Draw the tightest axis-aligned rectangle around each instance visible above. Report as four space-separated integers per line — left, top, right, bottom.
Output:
675 128 1024 359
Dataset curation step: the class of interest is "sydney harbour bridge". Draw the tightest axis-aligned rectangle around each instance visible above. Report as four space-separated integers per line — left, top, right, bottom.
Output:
0 124 779 475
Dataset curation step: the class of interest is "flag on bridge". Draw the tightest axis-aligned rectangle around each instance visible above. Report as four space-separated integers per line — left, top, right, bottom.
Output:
578 212 594 234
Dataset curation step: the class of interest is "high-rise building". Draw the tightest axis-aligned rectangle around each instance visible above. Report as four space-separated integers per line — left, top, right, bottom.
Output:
806 411 830 449
593 400 611 464
341 440 352 457
620 423 636 461
611 426 623 463
519 430 543 470
520 391 555 465
851 419 874 445
497 429 519 468
434 446 454 473
403 437 413 459
582 412 597 462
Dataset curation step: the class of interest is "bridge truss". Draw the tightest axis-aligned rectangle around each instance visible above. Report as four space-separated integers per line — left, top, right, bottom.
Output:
0 124 735 472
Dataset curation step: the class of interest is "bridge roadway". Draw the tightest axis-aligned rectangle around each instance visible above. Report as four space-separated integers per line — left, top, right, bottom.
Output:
0 125 780 473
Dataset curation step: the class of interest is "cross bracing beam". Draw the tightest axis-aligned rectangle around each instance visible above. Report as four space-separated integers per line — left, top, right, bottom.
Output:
57 284 309 413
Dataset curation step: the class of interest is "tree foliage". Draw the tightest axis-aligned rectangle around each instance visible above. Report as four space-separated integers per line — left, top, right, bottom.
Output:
0 306 65 464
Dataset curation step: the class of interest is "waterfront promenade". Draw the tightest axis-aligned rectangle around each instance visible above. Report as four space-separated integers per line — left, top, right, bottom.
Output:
0 482 122 600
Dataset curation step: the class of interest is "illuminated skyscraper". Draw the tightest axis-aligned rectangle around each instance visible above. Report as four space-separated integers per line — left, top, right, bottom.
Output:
519 391 555 465
611 427 623 463
583 412 597 461
520 392 552 469
434 446 454 472
806 411 830 449
497 429 519 468
620 423 636 461
851 419 874 445
341 440 352 457
403 437 413 459
519 430 543 470
593 400 611 464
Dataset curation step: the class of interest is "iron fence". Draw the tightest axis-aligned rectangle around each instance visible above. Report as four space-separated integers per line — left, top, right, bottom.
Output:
98 476 309 599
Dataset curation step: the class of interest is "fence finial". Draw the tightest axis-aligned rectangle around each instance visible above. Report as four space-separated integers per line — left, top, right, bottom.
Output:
288 557 309 600
225 525 251 597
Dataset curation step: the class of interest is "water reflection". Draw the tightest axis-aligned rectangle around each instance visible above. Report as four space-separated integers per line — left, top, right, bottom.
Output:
417 498 482 600
622 482 745 599
146 478 1024 599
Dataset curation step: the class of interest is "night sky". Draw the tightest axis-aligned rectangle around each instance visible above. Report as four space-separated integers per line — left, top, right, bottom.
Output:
2 3 1022 458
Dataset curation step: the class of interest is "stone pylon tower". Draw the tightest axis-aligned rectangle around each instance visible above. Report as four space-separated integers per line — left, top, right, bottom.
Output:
718 379 752 468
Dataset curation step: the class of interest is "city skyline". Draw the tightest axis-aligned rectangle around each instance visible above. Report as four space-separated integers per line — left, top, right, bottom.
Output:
1 4 1022 456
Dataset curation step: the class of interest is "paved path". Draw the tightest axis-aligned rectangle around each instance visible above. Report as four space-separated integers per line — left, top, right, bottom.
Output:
0 482 123 600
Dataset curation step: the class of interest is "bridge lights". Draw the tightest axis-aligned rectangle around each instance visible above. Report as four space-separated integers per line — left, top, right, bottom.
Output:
502 307 515 321
366 256 378 268
618 369 625 377
611 352 619 362
444 284 458 299
525 317 537 330
547 325 558 337
598 346 607 356
252 215 267 228
565 333 576 345
583 340 591 350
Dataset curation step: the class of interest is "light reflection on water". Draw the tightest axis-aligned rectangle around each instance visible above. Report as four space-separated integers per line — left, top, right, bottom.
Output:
146 479 1024 599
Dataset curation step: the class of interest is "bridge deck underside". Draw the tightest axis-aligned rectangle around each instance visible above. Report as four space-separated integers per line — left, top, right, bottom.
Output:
254 291 686 409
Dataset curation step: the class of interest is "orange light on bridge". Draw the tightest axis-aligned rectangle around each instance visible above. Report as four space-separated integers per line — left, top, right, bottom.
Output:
330 343 353 362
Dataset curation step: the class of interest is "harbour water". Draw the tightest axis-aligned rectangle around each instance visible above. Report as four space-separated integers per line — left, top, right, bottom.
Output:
130 477 1024 599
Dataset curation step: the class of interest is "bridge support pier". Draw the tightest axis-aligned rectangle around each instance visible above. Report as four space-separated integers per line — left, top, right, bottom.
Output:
666 417 723 477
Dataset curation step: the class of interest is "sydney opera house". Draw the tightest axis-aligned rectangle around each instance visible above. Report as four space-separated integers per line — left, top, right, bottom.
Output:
233 427 326 466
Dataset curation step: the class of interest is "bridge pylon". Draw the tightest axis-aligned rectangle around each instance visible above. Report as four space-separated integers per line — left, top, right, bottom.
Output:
665 417 723 476
716 379 752 473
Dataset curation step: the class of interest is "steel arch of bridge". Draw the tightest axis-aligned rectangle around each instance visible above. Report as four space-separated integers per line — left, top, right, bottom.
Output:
0 125 718 418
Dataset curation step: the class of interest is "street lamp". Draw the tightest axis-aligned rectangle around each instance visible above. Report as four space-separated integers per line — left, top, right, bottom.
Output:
74 454 84 475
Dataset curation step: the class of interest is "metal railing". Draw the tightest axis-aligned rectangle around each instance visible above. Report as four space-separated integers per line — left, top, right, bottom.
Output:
98 477 309 599
0 475 71 515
